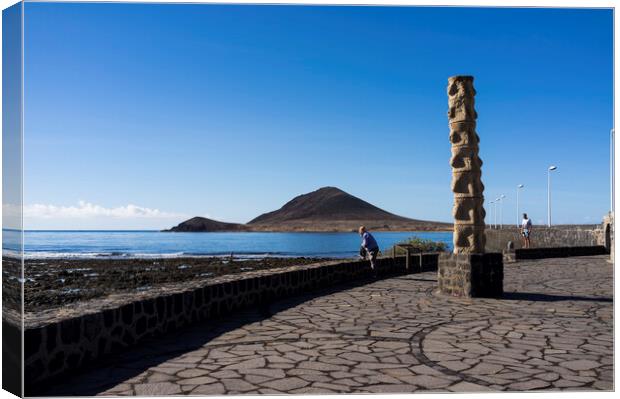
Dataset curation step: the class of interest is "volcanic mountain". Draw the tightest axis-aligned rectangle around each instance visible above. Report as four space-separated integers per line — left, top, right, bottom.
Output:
165 187 451 232
247 187 451 232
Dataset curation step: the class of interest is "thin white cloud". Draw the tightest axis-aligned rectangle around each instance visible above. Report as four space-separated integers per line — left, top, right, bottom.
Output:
14 201 185 219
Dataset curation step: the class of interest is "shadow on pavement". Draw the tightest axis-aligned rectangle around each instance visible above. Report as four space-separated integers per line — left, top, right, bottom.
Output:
502 292 613 303
35 275 391 396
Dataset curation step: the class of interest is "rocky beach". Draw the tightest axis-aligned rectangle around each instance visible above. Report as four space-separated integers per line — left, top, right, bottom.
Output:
16 256 332 313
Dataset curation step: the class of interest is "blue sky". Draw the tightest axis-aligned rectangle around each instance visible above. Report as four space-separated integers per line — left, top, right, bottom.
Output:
23 3 613 229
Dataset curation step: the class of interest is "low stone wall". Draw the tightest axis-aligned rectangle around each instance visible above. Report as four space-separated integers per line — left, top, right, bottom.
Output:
485 226 603 253
602 212 614 262
24 254 439 389
514 246 608 260
438 253 503 298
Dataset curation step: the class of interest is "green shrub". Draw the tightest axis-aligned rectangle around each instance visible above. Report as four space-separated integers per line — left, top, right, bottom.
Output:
387 237 447 256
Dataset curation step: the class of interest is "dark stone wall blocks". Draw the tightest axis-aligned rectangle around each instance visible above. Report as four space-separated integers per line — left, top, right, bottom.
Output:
515 246 607 260
438 252 503 298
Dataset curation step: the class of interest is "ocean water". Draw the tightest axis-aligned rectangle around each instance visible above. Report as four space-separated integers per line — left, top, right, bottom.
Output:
4 230 454 259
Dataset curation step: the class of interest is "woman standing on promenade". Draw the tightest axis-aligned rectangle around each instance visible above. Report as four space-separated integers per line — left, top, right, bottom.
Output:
521 213 533 248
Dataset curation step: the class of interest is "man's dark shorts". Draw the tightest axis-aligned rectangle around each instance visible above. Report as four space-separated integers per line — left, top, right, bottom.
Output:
361 246 378 259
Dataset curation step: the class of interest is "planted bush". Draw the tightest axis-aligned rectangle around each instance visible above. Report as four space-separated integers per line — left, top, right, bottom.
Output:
387 237 447 256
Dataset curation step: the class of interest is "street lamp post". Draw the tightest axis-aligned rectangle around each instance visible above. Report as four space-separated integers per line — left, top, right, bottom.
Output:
516 184 524 228
495 197 501 229
489 200 494 229
548 165 558 227
499 194 506 229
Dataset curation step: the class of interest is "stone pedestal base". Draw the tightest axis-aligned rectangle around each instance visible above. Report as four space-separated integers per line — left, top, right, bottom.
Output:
438 253 503 298
502 249 516 263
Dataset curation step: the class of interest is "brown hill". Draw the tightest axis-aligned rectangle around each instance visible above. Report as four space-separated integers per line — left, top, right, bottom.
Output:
164 187 452 232
247 187 451 232
164 217 248 232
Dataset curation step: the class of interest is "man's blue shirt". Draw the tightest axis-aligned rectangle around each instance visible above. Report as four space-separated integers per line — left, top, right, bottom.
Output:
362 231 379 251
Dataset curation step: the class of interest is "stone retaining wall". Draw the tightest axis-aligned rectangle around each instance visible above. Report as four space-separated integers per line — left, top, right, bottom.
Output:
602 213 614 262
24 254 439 388
514 246 608 260
485 226 604 253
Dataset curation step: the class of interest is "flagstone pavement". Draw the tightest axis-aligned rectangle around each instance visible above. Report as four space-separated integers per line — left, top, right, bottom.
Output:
41 255 613 395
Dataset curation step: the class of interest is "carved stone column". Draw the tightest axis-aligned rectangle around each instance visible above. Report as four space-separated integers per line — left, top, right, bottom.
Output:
438 76 503 298
447 75 486 254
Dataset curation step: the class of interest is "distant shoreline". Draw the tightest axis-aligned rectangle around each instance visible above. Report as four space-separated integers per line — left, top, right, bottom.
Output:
15 253 346 261
17 228 455 233
13 224 601 233
163 228 455 233
12 224 603 234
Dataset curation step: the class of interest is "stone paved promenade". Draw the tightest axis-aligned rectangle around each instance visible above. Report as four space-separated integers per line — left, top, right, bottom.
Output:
43 255 613 395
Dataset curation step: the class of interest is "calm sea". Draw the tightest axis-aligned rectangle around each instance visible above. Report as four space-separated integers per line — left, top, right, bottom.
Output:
3 230 453 259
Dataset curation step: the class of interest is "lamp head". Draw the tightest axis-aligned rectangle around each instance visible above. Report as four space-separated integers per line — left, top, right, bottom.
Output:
549 165 557 171
517 184 524 188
